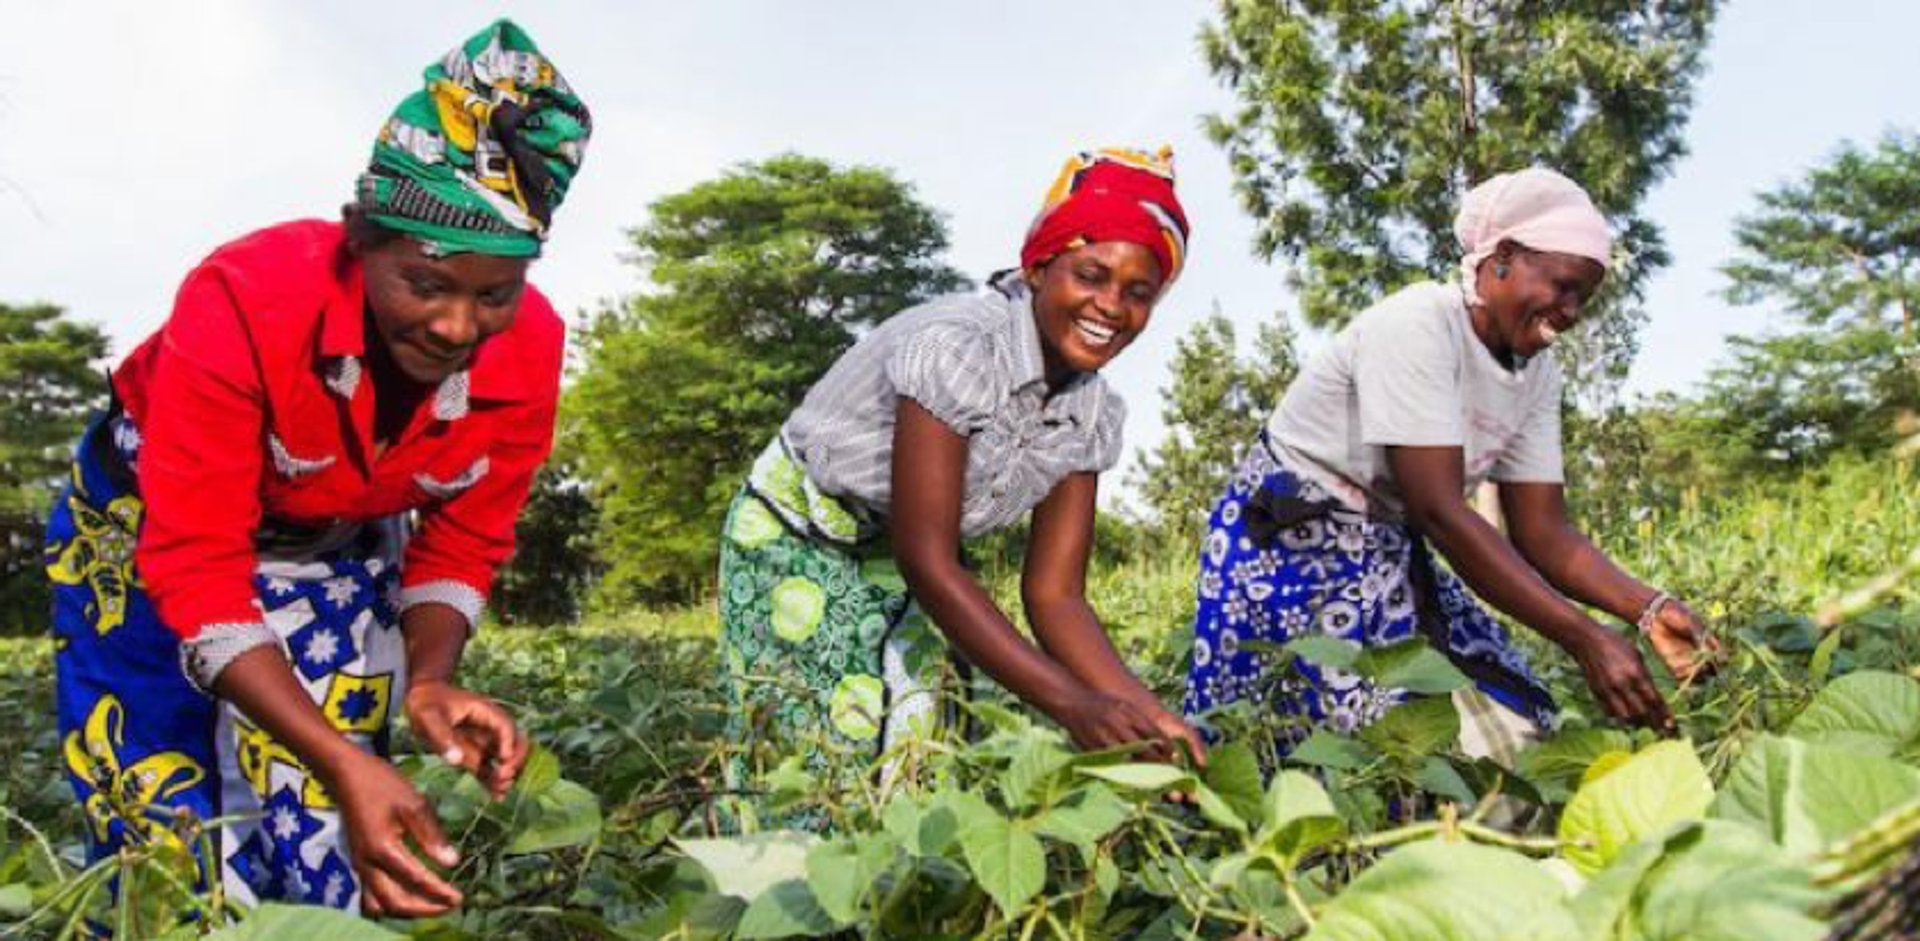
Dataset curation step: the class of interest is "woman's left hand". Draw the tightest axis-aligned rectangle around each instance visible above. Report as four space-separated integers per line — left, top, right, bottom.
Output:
404 679 530 799
1646 599 1722 683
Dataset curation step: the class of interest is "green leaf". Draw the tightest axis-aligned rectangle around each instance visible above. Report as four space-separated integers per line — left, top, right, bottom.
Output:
676 832 820 901
1808 627 1845 686
1093 854 1120 901
1786 669 1920 757
1712 733 1920 857
516 744 562 795
1031 783 1130 857
1517 727 1637 802
1077 762 1193 793
1289 731 1376 771
1353 640 1471 694
0 883 28 916
1001 737 1075 810
1415 756 1476 806
206 904 402 939
949 791 1046 915
883 793 958 858
1357 696 1460 762
966 700 1034 734
1256 770 1346 865
1559 740 1714 875
1304 841 1579 941
1570 821 1828 941
734 879 843 939
761 754 816 812
1202 740 1266 826
1188 781 1248 835
1283 634 1362 670
805 832 897 924
504 778 603 854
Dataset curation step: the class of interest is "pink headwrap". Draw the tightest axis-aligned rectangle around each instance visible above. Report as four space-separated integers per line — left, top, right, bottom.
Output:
1454 167 1612 304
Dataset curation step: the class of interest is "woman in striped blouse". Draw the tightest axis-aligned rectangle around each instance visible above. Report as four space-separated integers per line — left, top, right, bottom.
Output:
717 147 1204 829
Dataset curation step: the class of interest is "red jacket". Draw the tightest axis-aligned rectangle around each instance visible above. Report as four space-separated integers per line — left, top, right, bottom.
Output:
113 220 563 641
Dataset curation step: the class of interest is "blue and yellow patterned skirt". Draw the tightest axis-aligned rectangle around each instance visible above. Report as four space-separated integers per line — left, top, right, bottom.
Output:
47 411 407 911
1183 437 1557 740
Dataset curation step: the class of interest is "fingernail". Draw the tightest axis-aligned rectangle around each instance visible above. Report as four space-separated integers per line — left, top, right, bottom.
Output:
442 746 465 766
436 845 460 866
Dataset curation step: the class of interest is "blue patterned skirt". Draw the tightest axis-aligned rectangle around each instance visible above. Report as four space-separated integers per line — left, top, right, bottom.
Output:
1183 437 1557 739
48 410 406 912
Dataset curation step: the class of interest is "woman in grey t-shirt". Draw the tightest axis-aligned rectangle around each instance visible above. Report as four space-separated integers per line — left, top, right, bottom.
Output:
718 148 1203 829
1185 168 1718 765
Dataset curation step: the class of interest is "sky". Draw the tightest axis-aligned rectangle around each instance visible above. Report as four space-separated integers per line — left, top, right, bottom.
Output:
1 1 1915 499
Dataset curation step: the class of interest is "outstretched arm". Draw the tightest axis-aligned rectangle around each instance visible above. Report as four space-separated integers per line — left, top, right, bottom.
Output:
1386 445 1671 730
1501 482 1719 680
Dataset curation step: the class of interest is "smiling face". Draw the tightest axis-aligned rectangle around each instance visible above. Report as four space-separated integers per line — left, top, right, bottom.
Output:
353 234 531 384
1473 241 1607 362
1026 241 1165 384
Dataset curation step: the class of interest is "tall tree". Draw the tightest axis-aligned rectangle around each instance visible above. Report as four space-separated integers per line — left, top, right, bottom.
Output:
569 155 967 602
1129 306 1299 540
1699 132 1920 470
1723 132 1920 337
1202 0 1718 395
1 303 109 633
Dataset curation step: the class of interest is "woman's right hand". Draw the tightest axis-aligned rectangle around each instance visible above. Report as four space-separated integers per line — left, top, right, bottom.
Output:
1570 626 1674 733
1054 690 1201 765
321 751 464 918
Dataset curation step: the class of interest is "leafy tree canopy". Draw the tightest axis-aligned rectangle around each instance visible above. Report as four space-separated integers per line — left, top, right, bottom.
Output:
1203 0 1719 393
569 155 967 602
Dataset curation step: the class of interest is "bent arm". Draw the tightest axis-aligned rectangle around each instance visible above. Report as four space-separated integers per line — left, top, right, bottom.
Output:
1021 472 1162 707
888 398 1088 717
1387 447 1608 654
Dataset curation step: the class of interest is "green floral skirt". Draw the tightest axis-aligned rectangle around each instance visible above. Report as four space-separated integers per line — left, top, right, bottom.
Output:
717 439 957 830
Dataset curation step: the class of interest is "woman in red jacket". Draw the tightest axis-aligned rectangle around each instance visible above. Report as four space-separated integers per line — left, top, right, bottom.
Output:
47 19 588 918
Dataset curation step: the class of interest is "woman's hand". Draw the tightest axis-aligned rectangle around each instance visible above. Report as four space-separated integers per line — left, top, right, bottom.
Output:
1054 690 1206 767
404 679 529 800
321 751 463 918
1570 626 1674 733
1645 599 1721 683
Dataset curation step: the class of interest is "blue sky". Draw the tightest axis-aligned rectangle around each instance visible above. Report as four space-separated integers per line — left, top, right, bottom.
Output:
1 1 1914 496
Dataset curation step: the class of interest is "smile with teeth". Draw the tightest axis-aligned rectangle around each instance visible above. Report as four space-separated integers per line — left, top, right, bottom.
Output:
1075 317 1119 347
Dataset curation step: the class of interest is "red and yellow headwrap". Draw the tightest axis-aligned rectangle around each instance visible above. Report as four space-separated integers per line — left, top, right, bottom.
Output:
1020 146 1190 288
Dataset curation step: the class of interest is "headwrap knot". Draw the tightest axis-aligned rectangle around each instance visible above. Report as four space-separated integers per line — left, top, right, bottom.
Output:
356 19 591 257
1020 147 1190 288
1454 167 1612 304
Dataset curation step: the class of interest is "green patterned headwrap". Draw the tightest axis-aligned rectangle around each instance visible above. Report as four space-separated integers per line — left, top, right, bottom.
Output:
355 19 591 257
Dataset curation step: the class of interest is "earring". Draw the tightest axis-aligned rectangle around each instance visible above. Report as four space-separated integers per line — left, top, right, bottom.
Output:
1494 264 1510 279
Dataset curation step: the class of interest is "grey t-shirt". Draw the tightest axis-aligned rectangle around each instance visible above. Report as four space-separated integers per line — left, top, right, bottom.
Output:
1265 281 1564 520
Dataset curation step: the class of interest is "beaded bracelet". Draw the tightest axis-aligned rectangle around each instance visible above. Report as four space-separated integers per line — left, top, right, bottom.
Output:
1635 591 1673 636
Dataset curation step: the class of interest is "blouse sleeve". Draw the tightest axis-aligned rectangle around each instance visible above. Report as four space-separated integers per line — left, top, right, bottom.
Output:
885 320 999 436
132 265 279 689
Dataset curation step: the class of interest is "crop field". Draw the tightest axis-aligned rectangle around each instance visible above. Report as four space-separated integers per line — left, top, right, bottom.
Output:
1 456 1917 940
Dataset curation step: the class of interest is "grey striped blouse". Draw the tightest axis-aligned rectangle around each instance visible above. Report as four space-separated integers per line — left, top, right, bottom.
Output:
780 274 1126 539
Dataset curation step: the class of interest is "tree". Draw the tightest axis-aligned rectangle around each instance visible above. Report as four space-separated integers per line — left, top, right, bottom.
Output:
1695 132 1920 471
1128 306 1300 540
569 155 967 602
1 303 109 633
1722 132 1920 337
493 461 602 626
1202 0 1718 395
